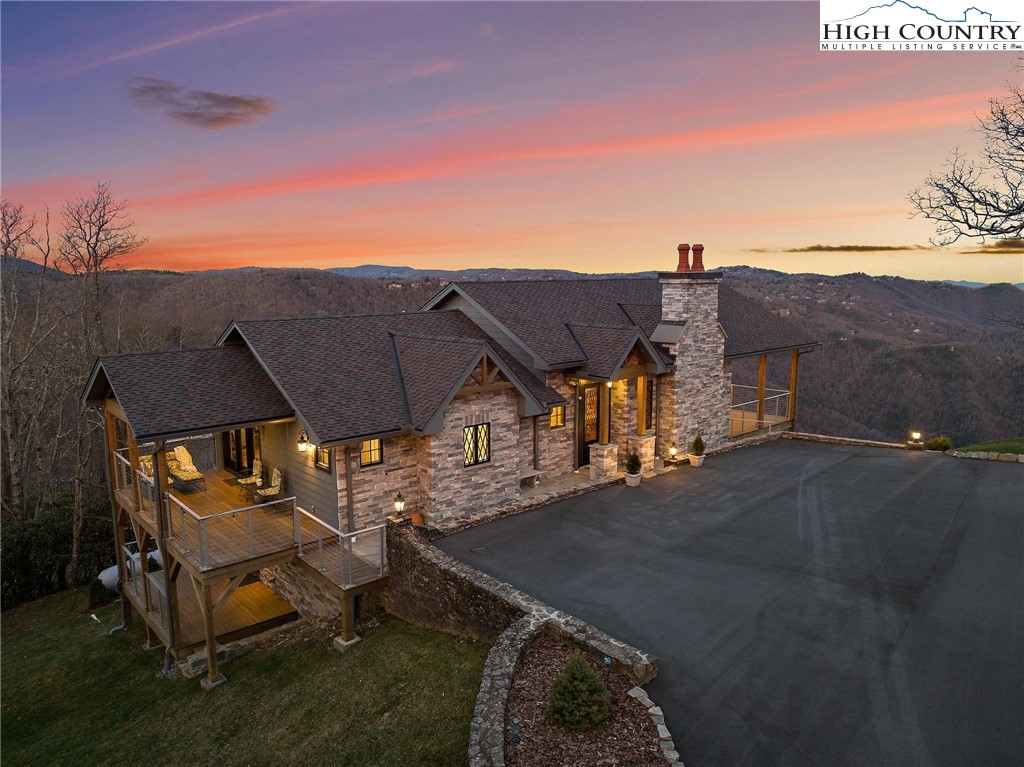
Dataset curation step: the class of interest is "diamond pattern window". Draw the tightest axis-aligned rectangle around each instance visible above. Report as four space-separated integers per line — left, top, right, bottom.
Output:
359 438 382 467
463 423 490 466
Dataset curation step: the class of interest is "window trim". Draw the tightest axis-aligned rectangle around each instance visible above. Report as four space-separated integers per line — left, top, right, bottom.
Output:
358 438 383 468
463 422 491 467
314 445 331 472
549 404 566 429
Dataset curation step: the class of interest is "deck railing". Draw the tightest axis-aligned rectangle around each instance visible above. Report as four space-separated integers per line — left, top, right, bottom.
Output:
113 448 133 494
145 570 169 632
294 508 387 589
120 541 145 607
166 493 297 571
729 385 791 436
135 469 160 525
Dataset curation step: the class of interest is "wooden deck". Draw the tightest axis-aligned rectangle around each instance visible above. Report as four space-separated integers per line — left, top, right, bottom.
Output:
729 410 792 438
123 572 298 657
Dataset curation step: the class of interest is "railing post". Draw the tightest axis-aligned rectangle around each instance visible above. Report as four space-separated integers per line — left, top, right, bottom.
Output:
379 527 386 577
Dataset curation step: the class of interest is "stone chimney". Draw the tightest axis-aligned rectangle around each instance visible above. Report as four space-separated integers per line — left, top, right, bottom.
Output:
657 241 727 454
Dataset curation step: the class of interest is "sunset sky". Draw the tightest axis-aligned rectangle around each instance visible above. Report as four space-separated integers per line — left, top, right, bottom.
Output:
2 1 1021 283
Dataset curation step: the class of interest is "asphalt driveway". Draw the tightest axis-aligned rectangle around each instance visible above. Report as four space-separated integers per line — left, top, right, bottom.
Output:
437 440 1023 767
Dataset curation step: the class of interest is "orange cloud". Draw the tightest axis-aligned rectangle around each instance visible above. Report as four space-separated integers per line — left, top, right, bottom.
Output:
131 87 998 215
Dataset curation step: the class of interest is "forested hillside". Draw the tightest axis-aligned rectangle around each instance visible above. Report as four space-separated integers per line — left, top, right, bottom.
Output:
724 267 1024 445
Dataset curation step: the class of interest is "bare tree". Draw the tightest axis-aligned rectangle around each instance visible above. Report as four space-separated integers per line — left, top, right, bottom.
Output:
58 181 148 354
1 201 76 519
909 69 1023 245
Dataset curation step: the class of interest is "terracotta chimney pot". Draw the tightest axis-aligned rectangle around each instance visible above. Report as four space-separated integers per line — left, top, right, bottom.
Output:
691 243 705 272
676 243 690 272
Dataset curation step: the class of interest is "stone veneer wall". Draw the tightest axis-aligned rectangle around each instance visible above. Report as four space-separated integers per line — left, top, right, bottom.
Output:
337 434 422 532
260 559 344 618
419 388 521 529
536 372 576 475
517 417 535 476
659 275 730 451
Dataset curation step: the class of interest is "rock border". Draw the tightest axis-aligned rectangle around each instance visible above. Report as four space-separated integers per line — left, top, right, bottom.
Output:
945 449 1023 463
782 431 909 449
470 614 682 767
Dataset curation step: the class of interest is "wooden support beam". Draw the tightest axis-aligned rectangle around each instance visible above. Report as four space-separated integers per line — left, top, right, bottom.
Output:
340 595 356 643
190 574 226 689
599 384 610 445
756 354 767 424
789 349 800 423
113 517 133 629
636 376 647 436
213 575 244 614
128 426 141 513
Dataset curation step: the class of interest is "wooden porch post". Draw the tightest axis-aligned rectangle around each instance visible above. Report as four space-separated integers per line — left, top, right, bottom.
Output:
756 354 767 424
127 426 141 512
197 577 226 689
598 384 610 445
103 405 118 492
341 595 356 643
636 376 647 436
113 509 133 628
788 350 800 423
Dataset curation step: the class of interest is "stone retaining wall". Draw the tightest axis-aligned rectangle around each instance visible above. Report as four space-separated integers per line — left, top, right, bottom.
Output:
782 431 908 449
178 617 308 678
260 559 344 619
945 449 1024 463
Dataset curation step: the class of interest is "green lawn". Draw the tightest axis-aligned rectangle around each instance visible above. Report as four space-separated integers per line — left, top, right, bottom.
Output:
956 437 1024 454
1 590 487 767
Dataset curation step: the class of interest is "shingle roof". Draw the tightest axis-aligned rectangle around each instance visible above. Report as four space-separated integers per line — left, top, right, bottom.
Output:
718 287 820 357
444 279 818 365
231 311 560 444
570 325 644 380
84 345 294 441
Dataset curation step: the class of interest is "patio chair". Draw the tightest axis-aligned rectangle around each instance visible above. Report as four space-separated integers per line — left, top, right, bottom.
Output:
254 467 282 503
236 459 263 497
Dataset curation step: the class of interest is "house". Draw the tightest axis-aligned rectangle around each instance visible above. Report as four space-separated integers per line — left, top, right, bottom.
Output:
83 242 818 687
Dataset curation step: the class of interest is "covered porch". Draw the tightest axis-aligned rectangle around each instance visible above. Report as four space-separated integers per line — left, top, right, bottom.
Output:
728 348 804 439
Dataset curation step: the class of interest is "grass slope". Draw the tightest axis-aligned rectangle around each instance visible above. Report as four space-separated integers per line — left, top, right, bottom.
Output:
1 590 487 767
956 437 1024 454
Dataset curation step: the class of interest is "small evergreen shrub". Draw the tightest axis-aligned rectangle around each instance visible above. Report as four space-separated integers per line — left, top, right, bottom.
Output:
545 650 613 731
926 435 952 451
88 578 109 608
690 433 705 456
625 449 642 475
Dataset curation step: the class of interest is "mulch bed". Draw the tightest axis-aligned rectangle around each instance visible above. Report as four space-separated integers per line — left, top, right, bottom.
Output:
505 631 664 767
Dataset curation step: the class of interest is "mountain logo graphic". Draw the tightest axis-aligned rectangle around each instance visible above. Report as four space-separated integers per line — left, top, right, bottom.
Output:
829 0 1017 23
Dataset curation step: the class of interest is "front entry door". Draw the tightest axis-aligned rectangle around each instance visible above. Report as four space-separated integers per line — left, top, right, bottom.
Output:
223 428 255 474
577 383 600 467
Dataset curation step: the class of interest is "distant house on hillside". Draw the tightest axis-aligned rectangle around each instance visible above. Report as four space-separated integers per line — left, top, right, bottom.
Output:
82 242 818 687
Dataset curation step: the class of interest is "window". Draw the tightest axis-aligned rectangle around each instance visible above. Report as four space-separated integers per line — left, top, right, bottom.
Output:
315 445 331 472
359 439 382 467
549 405 565 428
463 423 490 466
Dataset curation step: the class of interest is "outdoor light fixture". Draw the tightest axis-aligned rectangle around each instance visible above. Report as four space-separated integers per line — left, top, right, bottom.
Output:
297 430 309 452
393 491 405 514
669 444 678 457
910 431 922 442
606 381 613 388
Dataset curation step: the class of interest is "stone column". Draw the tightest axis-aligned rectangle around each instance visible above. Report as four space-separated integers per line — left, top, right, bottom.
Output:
626 434 657 474
589 443 618 481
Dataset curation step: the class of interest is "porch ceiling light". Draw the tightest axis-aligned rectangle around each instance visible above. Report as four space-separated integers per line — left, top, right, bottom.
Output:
394 491 406 514
297 429 309 452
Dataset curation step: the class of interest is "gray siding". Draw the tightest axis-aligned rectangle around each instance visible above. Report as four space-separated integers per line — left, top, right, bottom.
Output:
260 421 340 526
436 296 542 375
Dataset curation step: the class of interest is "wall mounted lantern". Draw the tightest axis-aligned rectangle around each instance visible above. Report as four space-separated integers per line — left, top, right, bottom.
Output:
297 429 309 452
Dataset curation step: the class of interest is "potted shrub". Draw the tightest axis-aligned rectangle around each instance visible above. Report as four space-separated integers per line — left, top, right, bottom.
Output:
624 449 642 486
688 433 705 467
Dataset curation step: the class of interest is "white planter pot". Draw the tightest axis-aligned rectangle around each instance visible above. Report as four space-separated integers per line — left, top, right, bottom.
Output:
688 454 705 467
624 472 641 487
